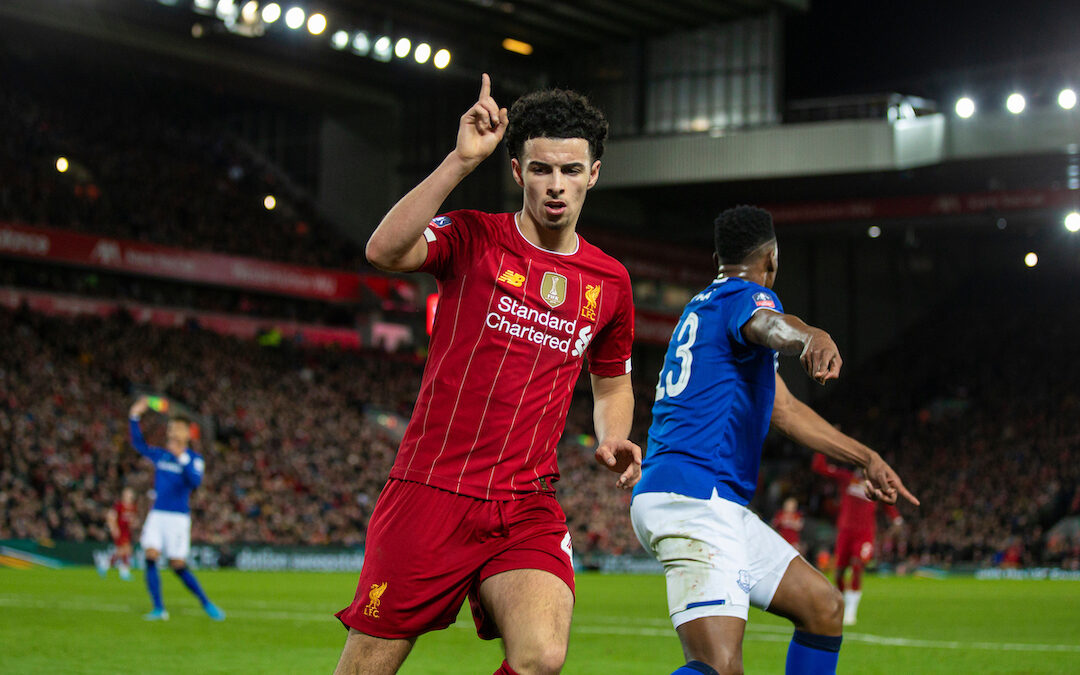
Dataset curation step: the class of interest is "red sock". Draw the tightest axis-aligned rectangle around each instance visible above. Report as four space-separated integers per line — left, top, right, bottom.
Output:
835 566 846 592
121 553 131 566
851 563 863 591
109 552 118 567
493 660 521 675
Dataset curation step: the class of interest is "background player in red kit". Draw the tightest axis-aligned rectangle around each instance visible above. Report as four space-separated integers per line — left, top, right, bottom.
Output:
333 75 640 675
99 486 137 580
812 453 903 625
771 496 806 555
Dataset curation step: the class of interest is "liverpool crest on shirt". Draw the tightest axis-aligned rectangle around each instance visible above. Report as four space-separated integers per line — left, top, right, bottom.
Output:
541 272 567 308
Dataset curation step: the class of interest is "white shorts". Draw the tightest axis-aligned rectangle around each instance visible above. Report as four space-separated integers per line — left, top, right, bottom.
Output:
631 490 799 627
140 510 191 561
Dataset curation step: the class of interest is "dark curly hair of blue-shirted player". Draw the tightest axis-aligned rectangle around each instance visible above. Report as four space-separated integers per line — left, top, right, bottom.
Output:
504 89 609 162
714 205 777 264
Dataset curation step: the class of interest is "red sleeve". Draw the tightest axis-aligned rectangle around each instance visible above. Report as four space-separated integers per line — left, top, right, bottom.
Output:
811 453 854 484
417 210 495 281
586 268 634 377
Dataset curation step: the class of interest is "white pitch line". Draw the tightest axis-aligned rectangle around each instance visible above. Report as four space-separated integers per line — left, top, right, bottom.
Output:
1 595 1078 654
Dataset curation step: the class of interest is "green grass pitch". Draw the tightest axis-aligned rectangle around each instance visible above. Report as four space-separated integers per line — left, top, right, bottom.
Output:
2 568 1078 673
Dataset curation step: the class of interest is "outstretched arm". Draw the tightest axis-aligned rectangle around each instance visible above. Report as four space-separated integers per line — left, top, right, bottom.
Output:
128 397 155 459
365 73 509 272
590 373 642 490
742 310 842 385
811 452 854 484
772 373 919 507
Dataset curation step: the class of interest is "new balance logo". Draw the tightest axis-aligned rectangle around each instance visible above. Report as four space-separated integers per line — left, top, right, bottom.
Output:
497 269 526 287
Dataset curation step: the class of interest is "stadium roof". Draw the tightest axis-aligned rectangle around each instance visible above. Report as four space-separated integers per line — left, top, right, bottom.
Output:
328 0 808 51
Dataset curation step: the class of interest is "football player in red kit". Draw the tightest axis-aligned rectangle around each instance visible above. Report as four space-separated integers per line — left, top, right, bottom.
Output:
771 496 806 554
812 453 903 625
333 75 639 675
101 486 137 580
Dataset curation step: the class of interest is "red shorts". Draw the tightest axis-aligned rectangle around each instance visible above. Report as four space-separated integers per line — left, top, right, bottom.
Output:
113 532 131 547
835 530 875 565
336 479 575 640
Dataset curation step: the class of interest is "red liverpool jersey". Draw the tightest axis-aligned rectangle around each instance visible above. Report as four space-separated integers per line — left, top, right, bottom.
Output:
812 454 900 534
112 501 135 540
390 210 635 500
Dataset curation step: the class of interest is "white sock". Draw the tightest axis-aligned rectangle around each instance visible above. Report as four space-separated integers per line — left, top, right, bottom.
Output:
844 590 862 621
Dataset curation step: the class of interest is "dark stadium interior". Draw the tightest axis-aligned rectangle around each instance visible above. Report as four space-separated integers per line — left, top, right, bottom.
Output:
2 0 1079 595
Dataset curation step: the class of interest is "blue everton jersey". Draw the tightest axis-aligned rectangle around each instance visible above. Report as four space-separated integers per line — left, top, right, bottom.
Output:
129 418 203 514
634 277 782 505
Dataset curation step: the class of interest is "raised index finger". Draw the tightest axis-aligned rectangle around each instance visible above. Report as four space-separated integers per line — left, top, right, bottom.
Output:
479 73 491 101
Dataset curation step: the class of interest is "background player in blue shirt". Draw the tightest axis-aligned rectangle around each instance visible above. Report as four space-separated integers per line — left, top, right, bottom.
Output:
129 396 224 621
631 206 917 675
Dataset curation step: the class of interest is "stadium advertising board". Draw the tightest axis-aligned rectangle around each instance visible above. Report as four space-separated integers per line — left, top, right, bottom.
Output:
0 288 363 349
0 221 413 303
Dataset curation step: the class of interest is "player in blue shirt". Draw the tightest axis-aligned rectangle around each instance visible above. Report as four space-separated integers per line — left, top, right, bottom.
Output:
631 206 917 675
128 396 225 621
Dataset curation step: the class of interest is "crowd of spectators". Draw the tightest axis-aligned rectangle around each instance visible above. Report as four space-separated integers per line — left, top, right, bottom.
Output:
0 60 364 271
0 306 641 553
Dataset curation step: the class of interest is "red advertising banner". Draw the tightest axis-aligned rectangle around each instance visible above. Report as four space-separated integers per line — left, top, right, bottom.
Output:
635 309 679 347
0 287 363 349
0 222 414 304
765 188 1078 225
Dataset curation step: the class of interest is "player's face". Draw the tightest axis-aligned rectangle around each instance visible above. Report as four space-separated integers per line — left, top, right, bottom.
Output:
121 488 135 504
512 137 600 232
167 420 190 446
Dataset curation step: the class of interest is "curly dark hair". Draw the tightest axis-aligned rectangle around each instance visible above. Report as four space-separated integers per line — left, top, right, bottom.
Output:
505 89 608 161
714 206 776 264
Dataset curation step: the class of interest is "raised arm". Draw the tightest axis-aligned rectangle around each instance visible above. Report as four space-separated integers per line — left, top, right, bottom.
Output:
742 310 842 385
128 397 155 459
771 373 919 507
365 74 508 272
590 373 642 490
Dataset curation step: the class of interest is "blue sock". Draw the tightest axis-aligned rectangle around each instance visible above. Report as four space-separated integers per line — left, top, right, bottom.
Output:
786 630 842 675
174 566 210 606
145 559 164 610
671 662 719 675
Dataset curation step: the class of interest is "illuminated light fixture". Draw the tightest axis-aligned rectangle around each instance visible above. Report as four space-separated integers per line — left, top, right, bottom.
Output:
193 0 215 11
867 225 882 238
191 23 205 37
1006 93 1026 114
307 12 326 35
331 30 349 50
284 6 305 30
433 48 451 69
955 97 975 118
1065 211 1080 233
240 1 258 23
352 31 371 55
373 36 392 61
394 37 411 58
261 2 280 23
55 156 69 173
1059 88 1077 110
414 42 431 64
215 0 237 20
264 195 277 210
501 38 533 56
1024 251 1038 267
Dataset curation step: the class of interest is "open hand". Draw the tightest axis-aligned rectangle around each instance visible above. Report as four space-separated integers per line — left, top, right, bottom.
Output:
594 438 642 490
454 73 509 168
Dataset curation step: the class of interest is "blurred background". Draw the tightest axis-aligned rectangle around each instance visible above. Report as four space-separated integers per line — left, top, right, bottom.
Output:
2 0 1079 577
